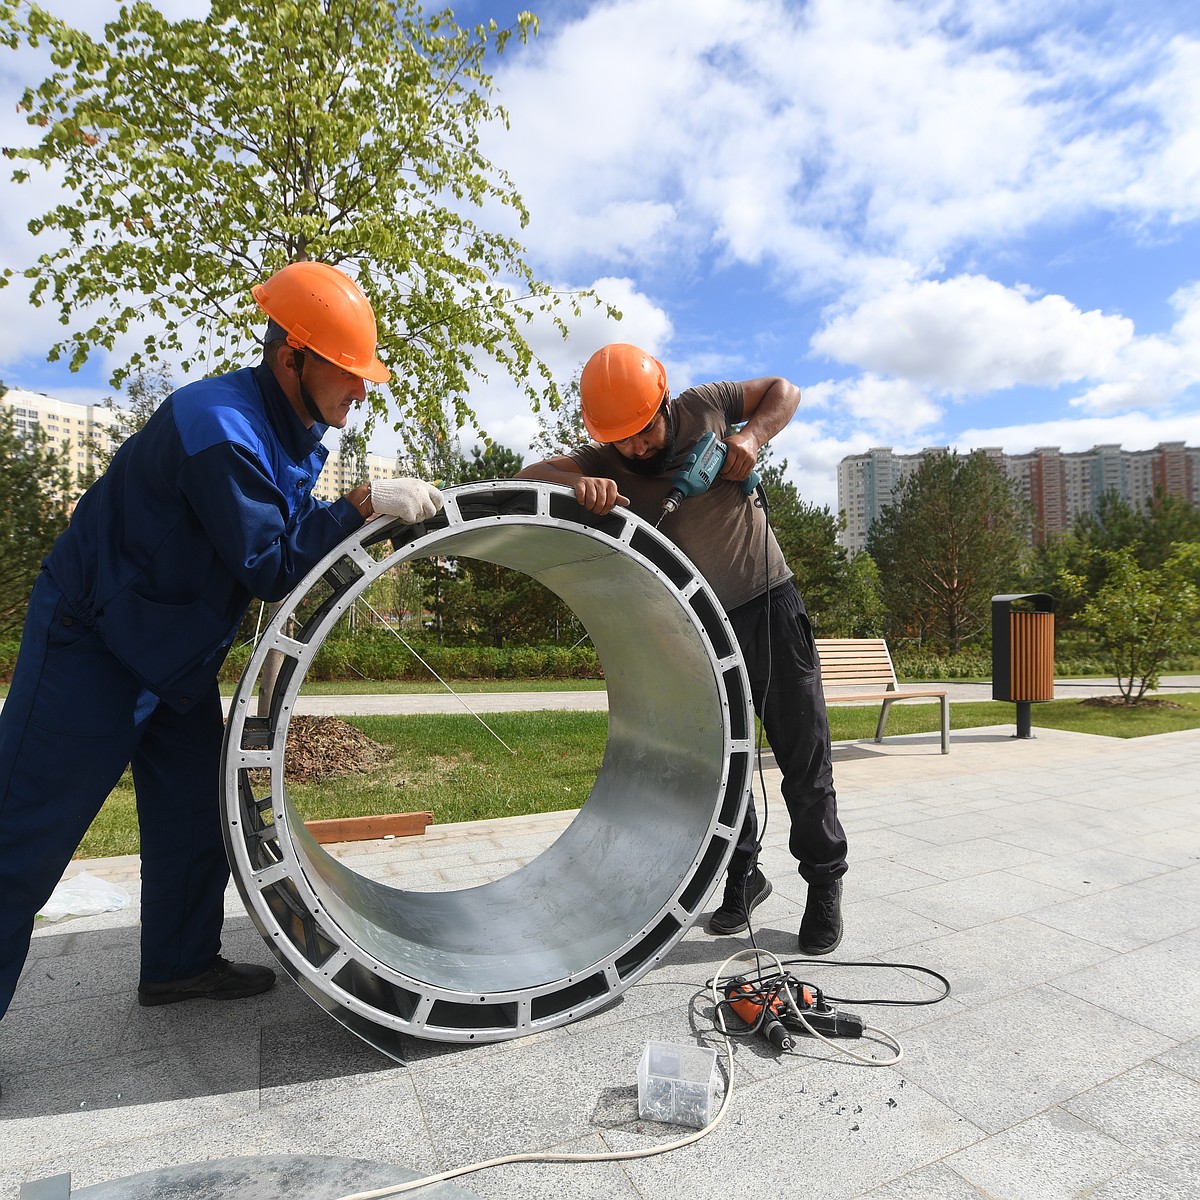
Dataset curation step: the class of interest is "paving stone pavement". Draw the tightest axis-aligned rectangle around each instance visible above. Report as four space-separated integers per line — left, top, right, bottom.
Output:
1 697 1198 1199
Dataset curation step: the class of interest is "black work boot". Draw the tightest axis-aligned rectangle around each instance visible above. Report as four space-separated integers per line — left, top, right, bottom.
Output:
707 868 772 935
798 879 843 956
138 956 276 1007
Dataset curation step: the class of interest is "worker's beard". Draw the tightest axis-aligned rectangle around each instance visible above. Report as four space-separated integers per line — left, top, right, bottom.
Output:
624 414 677 478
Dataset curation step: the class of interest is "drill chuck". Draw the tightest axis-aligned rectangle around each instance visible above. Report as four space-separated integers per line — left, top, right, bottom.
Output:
661 488 685 517
762 1014 795 1052
725 980 795 1052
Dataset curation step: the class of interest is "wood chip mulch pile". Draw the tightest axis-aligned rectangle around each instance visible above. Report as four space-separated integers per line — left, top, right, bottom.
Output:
1079 695 1183 709
279 715 393 783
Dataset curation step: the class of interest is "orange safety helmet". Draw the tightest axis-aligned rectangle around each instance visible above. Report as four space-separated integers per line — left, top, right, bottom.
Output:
252 261 391 383
579 343 668 442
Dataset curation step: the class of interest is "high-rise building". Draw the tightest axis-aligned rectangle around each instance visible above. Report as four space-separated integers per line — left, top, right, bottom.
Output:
836 446 947 555
838 442 1200 553
1 387 121 482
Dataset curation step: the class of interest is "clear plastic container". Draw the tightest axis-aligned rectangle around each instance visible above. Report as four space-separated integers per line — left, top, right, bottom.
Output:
637 1041 721 1128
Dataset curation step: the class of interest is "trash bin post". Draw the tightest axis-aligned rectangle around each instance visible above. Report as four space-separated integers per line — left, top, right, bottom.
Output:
992 593 1055 739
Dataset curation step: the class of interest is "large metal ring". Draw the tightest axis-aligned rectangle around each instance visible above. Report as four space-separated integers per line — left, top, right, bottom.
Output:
222 481 753 1053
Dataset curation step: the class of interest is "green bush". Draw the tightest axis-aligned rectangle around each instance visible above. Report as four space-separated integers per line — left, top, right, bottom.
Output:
218 641 253 682
887 641 1180 681
506 646 547 678
216 630 603 684
0 639 20 683
891 647 992 680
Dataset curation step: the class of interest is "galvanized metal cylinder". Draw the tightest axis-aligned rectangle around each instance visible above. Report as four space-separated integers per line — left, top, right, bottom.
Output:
221 481 753 1054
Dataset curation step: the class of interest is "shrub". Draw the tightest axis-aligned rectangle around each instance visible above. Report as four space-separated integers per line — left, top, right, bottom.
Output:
0 639 20 683
190 624 605 687
891 647 991 681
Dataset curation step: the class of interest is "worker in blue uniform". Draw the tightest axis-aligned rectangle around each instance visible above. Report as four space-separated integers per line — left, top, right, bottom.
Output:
0 261 442 1023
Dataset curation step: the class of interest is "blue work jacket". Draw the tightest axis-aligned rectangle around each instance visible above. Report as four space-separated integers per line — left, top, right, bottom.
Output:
45 363 363 711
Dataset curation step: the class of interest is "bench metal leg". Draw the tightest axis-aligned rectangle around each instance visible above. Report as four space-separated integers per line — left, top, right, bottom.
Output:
874 697 951 753
874 701 890 744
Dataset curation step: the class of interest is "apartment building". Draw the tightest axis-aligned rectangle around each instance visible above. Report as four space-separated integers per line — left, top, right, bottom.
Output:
836 445 948 555
310 445 398 503
838 441 1200 554
1 387 121 481
1 386 398 503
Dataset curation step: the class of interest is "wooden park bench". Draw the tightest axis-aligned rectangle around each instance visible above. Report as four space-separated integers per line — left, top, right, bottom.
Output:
815 638 950 754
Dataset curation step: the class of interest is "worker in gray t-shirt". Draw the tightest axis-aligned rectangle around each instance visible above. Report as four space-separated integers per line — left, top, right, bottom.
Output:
517 343 848 955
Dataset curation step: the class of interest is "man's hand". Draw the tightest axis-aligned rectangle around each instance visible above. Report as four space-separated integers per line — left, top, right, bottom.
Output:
370 478 444 524
514 459 628 514
573 476 629 515
720 429 762 482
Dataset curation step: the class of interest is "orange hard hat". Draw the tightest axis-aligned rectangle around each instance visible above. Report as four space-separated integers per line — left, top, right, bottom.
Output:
579 343 668 442
252 261 391 383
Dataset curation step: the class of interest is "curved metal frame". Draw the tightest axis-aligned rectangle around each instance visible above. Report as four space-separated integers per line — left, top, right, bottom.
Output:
221 481 753 1053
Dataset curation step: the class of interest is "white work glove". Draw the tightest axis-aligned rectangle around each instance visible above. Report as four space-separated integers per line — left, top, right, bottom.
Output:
370 478 444 524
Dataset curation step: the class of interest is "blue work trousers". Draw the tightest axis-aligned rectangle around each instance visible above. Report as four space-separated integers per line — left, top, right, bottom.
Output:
726 580 848 886
0 573 230 1019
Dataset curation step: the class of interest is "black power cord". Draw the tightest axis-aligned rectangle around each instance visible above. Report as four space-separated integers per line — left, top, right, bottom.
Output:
743 479 773 954
779 957 952 1007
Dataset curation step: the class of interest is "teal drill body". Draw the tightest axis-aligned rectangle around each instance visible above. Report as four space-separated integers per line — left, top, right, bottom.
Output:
659 430 762 522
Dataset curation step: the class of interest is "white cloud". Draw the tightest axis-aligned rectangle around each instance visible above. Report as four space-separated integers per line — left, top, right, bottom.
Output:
560 277 675 364
803 373 943 440
806 271 1200 434
1068 281 1200 412
810 275 1134 392
492 0 1200 292
954 409 1200 457
1119 36 1200 223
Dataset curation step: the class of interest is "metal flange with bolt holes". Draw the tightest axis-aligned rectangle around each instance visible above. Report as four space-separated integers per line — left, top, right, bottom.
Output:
221 480 754 1054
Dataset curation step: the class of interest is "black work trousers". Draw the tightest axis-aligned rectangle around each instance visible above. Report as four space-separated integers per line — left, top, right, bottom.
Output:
725 580 848 886
0 574 230 1020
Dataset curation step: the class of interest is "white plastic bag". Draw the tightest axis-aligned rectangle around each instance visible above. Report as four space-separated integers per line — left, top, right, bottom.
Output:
36 870 131 923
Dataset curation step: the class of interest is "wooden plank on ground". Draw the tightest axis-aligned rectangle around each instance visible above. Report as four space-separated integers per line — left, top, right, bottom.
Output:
305 811 433 844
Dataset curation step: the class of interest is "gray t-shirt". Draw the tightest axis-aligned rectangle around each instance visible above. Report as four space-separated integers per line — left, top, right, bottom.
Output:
569 381 791 611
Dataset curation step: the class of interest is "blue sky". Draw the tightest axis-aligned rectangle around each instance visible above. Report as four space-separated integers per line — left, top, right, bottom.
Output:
3 0 1200 512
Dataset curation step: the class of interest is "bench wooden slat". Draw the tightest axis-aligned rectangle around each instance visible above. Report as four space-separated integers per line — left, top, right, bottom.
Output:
815 638 949 754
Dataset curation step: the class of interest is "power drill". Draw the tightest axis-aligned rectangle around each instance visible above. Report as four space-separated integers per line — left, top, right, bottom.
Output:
658 431 762 524
725 979 795 1051
725 974 865 1052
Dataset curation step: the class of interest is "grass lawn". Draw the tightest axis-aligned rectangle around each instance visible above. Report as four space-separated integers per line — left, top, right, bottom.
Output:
848 692 1200 739
73 693 1200 860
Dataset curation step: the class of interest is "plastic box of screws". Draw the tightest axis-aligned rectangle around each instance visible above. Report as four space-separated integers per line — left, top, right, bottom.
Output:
637 1041 722 1129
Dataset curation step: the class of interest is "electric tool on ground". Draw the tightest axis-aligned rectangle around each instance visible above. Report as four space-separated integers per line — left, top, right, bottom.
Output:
725 979 794 1051
657 431 762 524
724 973 865 1052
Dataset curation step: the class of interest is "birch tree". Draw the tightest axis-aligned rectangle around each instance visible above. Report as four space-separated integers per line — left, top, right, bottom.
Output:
1 0 608 440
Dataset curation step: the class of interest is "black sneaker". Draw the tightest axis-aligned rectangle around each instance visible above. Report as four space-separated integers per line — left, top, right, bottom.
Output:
707 869 772 935
138 956 276 1007
798 879 843 956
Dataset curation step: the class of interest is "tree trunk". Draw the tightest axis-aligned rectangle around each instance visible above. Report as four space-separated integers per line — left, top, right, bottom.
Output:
256 600 286 717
